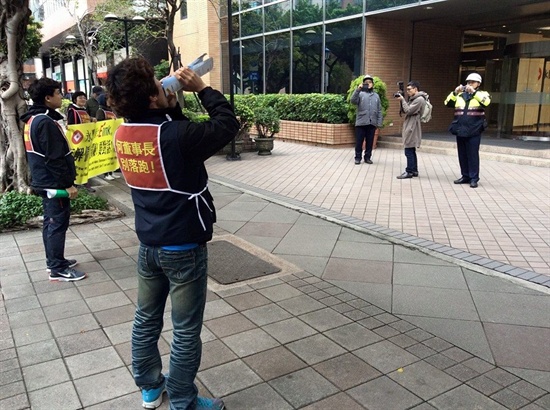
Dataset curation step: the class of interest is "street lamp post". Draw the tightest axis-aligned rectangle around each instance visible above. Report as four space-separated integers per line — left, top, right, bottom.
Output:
104 14 146 58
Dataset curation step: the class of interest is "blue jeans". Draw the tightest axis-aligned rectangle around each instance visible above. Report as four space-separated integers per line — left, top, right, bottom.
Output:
404 147 418 174
42 196 71 272
132 243 208 410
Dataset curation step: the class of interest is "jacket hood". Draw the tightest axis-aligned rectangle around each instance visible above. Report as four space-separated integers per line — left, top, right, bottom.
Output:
21 104 64 123
411 91 428 100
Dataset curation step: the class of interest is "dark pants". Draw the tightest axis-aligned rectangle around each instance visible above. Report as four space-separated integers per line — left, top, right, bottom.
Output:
355 124 376 161
456 135 481 182
404 147 418 174
42 196 71 272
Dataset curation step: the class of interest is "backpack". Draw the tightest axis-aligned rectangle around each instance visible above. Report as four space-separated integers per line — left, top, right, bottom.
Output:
421 94 433 123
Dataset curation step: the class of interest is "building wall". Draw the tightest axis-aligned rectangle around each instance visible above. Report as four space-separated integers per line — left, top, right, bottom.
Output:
365 18 462 135
172 1 222 90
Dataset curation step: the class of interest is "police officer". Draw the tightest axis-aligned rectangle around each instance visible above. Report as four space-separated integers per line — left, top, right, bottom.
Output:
445 73 491 188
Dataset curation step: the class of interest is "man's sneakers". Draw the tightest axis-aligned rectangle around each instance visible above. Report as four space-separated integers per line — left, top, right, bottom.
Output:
142 379 166 409
49 267 86 282
104 174 115 181
47 259 78 273
196 396 225 410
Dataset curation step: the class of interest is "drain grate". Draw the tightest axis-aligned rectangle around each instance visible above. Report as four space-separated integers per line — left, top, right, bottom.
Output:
208 240 281 284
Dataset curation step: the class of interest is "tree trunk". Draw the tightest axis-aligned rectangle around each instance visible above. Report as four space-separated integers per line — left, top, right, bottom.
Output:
0 0 31 193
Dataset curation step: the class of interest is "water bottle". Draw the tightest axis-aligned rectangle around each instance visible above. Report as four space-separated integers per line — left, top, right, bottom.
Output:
161 54 214 94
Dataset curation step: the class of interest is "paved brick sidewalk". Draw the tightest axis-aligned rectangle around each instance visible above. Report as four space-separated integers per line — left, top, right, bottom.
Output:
0 180 548 409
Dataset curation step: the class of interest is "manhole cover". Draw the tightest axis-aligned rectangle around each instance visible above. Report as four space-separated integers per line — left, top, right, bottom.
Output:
208 240 281 284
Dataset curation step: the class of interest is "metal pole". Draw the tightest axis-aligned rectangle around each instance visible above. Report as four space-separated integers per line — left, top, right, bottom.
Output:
226 0 240 161
124 20 129 58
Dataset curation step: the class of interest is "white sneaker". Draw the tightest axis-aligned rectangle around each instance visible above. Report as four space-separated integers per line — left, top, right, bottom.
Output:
112 173 121 179
104 174 115 181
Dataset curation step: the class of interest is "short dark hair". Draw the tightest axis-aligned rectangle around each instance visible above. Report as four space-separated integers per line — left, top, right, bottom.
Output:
72 91 87 104
407 81 420 90
92 86 104 95
105 57 158 120
28 77 61 105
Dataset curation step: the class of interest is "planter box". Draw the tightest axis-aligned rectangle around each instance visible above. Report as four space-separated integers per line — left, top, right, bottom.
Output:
278 120 355 146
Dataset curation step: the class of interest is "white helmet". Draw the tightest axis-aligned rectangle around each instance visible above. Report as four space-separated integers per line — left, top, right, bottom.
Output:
466 73 482 83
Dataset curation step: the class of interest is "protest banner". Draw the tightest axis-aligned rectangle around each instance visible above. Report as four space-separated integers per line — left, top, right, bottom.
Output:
66 119 124 184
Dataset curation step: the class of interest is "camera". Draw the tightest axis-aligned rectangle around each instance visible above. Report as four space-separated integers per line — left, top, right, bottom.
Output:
394 81 404 98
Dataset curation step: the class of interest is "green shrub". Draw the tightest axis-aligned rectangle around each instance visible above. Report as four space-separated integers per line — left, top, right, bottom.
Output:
0 190 109 230
154 59 171 79
0 191 42 229
254 106 280 138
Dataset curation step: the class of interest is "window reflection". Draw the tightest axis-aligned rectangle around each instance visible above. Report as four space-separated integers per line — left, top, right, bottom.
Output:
242 38 264 94
292 0 323 28
265 1 290 31
325 0 362 19
241 9 263 37
292 27 323 93
325 19 362 93
265 33 290 93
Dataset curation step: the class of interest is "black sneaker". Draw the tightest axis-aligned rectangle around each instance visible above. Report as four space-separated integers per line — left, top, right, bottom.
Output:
49 267 87 282
47 259 77 273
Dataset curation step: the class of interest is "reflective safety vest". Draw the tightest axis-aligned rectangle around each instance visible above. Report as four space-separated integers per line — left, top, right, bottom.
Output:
444 90 491 137
114 122 212 231
68 106 91 124
98 108 116 120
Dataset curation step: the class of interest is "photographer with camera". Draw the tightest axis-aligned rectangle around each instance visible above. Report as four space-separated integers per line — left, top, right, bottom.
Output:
394 81 427 179
445 72 491 188
350 74 383 165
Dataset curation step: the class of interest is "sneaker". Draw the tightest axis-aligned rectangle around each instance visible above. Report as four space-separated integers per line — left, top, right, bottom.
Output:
47 259 77 273
104 174 115 181
196 396 225 410
49 267 86 282
111 173 121 179
142 379 166 409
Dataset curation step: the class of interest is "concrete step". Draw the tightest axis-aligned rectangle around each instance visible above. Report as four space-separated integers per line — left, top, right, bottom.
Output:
377 138 550 168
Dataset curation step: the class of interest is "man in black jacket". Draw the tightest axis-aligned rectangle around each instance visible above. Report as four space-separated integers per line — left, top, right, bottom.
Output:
21 78 86 281
106 58 238 410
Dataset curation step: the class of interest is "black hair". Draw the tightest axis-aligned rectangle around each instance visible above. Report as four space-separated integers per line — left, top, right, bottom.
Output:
27 77 61 105
72 91 87 104
105 57 158 120
407 80 420 90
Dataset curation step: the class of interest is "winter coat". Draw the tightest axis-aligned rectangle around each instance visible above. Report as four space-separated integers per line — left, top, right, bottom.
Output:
445 89 491 138
21 105 76 190
114 86 239 246
400 91 427 148
350 87 383 128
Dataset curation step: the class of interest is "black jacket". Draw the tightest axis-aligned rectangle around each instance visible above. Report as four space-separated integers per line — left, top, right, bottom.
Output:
21 105 76 190
119 86 239 246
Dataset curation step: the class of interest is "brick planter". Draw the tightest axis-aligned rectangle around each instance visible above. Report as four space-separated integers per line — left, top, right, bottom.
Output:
277 120 355 146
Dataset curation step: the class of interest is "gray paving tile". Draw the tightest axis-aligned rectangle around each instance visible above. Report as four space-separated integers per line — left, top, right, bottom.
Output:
394 262 467 289
37 287 82 307
222 328 279 357
199 339 238 370
331 241 393 261
445 363 481 382
269 367 339 408
484 323 550 371
242 303 292 326
198 360 262 397
463 270 545 295
77 280 121 298
424 353 458 370
74 367 137 407
535 394 550 409
273 224 341 257
472 291 550 327
263 317 317 344
57 328 111 357
12 323 52 347
223 383 293 410
389 361 461 400
323 258 393 284
49 313 100 338
287 334 346 365
466 374 504 396
224 291 272 311
491 388 530 409
86 291 133 312
28 381 81 410
484 367 522 387
394 247 455 266
399 315 494 362
348 376 423 410
354 340 419 373
103 321 133 345
406 343 437 359
0 380 25 401
205 312 257 338
429 384 507 409
313 352 381 390
94 304 136 328
257 283 303 302
324 322 383 350
5 295 40 314
65 346 125 379
16 339 61 367
0 392 29 410
280 255 329 277
298 307 352 332
393 285 479 320
203 299 238 321
22 358 69 391
42 299 91 322
504 367 550 392
277 294 325 315
1 283 35 300
7 307 46 329
243 346 307 381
